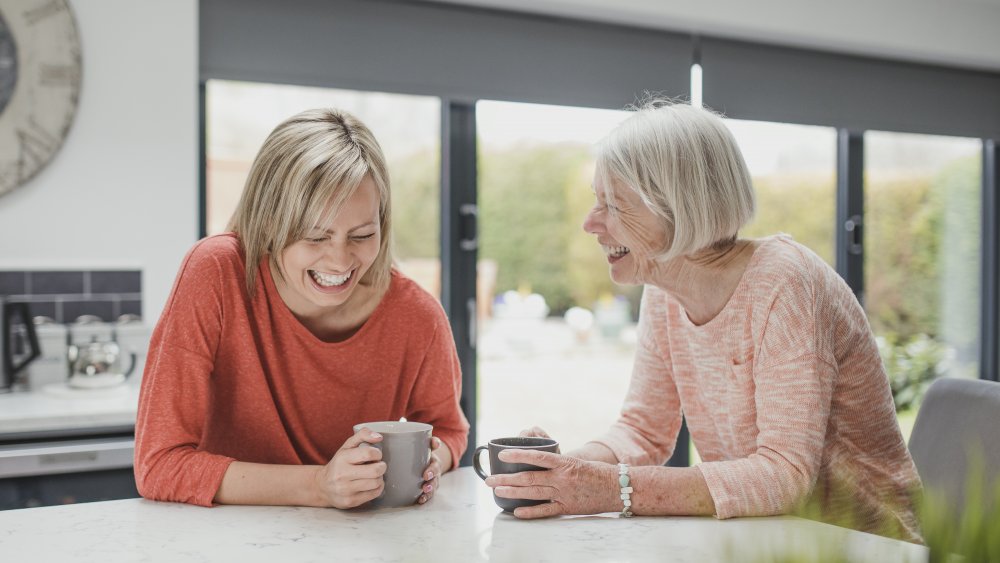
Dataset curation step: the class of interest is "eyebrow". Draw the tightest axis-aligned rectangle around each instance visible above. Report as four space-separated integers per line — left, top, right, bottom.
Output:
310 221 377 234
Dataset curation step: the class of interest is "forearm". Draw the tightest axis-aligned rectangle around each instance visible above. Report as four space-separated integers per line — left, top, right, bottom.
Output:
214 461 326 507
566 441 619 464
624 465 715 516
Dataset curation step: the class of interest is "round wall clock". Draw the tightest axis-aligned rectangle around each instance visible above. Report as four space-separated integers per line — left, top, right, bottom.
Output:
0 0 81 197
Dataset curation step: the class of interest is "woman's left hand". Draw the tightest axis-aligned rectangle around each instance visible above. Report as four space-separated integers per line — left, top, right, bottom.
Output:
484 449 618 519
417 436 445 505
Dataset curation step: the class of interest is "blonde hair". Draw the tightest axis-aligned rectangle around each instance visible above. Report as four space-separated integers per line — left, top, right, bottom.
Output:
227 108 392 296
596 99 755 261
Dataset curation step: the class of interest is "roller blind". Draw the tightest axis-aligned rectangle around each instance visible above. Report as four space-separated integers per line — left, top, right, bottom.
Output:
701 37 1000 139
200 0 692 110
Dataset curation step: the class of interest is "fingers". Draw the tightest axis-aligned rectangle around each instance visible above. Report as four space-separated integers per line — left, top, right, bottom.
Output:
484 469 545 488
519 426 551 439
341 443 383 465
497 449 562 469
494 485 552 501
341 482 386 509
429 436 442 451
417 473 438 505
513 501 563 520
317 463 386 509
340 428 383 451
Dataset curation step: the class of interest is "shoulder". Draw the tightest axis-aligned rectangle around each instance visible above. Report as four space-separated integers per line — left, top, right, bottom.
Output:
381 269 450 329
746 235 832 304
181 234 245 274
172 234 247 294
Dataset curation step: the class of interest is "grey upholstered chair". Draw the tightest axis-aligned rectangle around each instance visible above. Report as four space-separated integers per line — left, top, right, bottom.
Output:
908 377 1000 516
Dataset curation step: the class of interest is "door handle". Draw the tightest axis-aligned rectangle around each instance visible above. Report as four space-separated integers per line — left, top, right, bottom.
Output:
459 203 478 251
844 215 863 255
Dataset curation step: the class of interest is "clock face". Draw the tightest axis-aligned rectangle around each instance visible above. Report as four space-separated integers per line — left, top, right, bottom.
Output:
0 0 81 197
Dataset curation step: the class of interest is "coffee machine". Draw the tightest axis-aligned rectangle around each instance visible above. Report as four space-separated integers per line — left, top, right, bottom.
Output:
1 298 41 392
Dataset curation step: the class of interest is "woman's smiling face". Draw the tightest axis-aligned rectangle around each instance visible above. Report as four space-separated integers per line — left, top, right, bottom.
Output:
582 172 671 286
275 175 382 316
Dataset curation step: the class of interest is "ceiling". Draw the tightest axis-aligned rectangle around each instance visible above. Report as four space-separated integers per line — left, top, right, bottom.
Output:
423 0 1000 73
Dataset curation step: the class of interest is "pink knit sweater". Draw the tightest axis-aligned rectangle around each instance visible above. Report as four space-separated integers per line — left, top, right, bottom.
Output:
595 235 922 542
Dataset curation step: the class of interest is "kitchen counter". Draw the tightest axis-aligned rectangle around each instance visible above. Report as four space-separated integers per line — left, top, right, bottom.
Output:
0 384 138 439
0 467 927 562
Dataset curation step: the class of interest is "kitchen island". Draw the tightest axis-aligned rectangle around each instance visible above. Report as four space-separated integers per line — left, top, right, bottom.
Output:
0 467 927 562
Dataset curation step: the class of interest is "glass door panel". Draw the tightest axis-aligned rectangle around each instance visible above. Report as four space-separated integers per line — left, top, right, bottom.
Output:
476 100 634 451
723 119 837 264
864 131 982 440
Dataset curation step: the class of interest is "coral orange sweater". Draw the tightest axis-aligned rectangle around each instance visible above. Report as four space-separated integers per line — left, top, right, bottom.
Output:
595 235 922 542
134 234 469 506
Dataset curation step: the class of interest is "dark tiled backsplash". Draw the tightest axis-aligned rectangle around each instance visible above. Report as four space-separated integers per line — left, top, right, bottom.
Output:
0 270 142 323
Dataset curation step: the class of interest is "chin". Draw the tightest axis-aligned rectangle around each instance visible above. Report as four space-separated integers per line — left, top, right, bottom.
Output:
609 270 640 287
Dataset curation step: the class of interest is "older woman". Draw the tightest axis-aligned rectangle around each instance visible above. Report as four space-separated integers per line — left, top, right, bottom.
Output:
485 101 922 542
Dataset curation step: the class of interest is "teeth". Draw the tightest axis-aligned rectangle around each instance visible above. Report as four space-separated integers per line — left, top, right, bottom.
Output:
310 269 352 287
602 245 631 258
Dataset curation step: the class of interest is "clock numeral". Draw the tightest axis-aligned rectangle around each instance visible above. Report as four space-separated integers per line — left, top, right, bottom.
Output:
39 63 79 87
17 117 58 181
23 0 65 26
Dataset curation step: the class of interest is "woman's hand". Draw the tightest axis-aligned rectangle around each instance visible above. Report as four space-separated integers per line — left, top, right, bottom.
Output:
518 426 561 454
417 436 446 505
315 428 387 509
484 449 618 519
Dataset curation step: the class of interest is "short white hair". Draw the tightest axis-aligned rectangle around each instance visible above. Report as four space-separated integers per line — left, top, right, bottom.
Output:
596 99 755 260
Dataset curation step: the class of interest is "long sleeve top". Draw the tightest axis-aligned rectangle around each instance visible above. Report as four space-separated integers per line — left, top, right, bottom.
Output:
595 235 922 542
134 234 469 506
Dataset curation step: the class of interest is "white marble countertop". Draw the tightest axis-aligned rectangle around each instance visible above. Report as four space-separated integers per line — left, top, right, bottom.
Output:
0 384 139 437
0 467 927 562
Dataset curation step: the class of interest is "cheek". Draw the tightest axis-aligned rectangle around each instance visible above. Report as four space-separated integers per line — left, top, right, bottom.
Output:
360 238 382 265
617 218 662 254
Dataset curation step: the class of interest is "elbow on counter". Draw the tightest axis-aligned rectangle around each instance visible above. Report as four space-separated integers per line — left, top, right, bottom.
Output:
131 444 225 507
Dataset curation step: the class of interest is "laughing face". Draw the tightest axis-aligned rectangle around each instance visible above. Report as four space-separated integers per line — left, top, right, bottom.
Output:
582 172 671 286
274 175 382 318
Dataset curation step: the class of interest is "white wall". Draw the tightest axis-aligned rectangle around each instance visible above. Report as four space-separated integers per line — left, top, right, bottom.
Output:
435 0 1000 72
0 0 198 322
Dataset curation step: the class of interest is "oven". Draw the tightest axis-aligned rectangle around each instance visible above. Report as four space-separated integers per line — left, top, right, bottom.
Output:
0 387 140 510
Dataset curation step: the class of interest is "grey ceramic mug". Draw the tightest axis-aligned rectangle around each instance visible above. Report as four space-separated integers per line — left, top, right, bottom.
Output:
473 436 559 511
353 421 433 508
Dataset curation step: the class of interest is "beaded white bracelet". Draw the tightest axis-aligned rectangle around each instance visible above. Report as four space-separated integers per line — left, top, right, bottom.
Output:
618 463 634 518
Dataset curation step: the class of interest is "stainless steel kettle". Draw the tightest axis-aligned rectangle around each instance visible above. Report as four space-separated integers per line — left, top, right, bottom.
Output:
67 338 136 389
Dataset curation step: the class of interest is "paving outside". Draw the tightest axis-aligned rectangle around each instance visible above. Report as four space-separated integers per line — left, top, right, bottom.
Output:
476 317 638 452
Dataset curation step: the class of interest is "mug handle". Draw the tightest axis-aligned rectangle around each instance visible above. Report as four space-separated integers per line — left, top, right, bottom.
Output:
472 445 490 480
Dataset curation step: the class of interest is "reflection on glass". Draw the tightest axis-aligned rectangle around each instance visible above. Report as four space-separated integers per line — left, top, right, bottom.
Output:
476 100 634 450
724 119 837 264
864 131 982 439
205 80 440 292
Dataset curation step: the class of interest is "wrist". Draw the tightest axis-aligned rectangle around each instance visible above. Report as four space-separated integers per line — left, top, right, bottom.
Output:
310 465 331 508
616 463 634 517
602 463 622 514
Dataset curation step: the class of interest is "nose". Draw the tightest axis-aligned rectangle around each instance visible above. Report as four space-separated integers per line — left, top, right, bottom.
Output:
582 207 604 235
321 239 352 269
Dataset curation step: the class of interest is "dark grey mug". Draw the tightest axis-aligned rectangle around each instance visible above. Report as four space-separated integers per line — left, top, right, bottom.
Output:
473 436 559 511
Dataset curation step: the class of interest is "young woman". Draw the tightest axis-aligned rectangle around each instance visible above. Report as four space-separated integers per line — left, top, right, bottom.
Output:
135 109 469 509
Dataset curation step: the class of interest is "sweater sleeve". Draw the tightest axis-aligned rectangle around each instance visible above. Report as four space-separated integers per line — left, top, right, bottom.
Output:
592 288 683 465
403 305 470 470
697 270 836 519
133 242 237 506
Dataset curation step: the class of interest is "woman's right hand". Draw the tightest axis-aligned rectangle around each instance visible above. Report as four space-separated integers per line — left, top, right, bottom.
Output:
315 428 387 509
519 426 561 454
